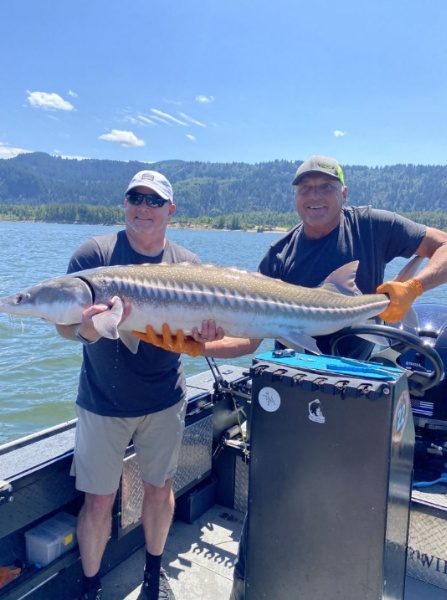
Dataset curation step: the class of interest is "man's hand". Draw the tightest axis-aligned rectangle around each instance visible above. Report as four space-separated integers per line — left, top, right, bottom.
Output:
376 278 423 323
132 324 205 357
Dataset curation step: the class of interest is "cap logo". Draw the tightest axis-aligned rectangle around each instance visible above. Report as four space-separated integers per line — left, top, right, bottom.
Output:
141 173 155 181
337 165 345 186
318 162 344 185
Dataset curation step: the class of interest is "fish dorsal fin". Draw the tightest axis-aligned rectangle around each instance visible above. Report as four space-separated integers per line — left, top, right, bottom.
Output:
318 261 361 296
92 296 124 340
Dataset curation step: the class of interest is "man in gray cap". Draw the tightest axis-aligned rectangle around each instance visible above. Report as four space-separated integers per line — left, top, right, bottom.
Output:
221 154 447 598
144 154 447 599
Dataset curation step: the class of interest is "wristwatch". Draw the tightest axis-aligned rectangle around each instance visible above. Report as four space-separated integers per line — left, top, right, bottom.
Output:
74 324 96 345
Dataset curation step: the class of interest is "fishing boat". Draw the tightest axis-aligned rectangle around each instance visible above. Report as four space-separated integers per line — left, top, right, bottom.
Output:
1 303 447 599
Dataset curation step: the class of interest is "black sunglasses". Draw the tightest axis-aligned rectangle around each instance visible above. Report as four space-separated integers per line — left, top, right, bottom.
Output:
125 192 171 208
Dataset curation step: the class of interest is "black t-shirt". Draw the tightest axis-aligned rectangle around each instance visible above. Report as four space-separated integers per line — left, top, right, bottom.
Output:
67 230 200 417
259 206 426 358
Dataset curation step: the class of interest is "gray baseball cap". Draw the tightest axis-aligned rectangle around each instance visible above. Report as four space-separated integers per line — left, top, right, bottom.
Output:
292 155 345 186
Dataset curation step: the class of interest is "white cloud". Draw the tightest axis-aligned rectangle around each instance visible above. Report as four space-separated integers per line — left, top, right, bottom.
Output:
27 91 74 111
137 115 156 125
179 112 206 127
195 95 214 103
122 111 156 126
151 109 187 126
51 151 88 160
67 90 78 98
185 134 196 142
98 129 145 147
333 130 347 137
0 142 88 160
0 142 32 159
123 115 139 124
150 115 172 126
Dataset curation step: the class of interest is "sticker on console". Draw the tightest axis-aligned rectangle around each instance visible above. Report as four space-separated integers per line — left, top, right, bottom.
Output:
392 390 410 444
308 399 325 424
258 387 281 412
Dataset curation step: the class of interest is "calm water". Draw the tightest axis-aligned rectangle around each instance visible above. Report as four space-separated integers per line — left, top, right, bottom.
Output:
0 221 445 444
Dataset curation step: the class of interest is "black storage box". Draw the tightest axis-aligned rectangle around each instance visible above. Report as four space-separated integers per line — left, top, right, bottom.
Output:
175 476 217 524
245 353 414 600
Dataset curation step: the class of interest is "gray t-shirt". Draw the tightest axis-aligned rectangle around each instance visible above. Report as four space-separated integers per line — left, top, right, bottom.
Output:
259 206 426 358
67 230 200 417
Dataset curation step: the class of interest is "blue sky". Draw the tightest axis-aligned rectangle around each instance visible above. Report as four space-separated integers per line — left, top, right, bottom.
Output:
2 0 447 167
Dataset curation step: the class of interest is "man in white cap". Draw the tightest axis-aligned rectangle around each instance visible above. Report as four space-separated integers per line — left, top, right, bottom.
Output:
56 170 220 600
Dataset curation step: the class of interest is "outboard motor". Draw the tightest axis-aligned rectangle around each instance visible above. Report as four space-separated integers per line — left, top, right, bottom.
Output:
397 303 447 481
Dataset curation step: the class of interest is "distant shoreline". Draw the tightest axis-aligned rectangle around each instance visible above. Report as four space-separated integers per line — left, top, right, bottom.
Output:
0 218 292 233
168 223 290 233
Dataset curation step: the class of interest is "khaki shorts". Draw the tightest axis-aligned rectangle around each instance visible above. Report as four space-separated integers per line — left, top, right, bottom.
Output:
71 399 187 495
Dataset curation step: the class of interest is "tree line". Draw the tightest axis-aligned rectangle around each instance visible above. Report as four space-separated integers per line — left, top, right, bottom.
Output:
2 202 447 233
0 152 446 230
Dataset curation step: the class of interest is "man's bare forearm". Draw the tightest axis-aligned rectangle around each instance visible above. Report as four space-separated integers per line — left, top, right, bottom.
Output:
203 336 262 359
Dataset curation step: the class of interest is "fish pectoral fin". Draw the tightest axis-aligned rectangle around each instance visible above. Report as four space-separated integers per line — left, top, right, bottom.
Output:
357 333 390 347
393 255 425 282
92 296 124 340
401 306 419 329
118 331 140 354
278 332 321 355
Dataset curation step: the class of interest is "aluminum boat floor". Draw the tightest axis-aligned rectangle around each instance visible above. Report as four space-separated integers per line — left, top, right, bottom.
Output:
95 504 445 600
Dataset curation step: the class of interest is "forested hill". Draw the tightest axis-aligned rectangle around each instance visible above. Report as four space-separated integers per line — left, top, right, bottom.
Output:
1 153 447 227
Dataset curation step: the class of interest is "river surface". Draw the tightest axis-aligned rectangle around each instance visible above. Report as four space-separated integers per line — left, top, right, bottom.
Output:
0 221 445 444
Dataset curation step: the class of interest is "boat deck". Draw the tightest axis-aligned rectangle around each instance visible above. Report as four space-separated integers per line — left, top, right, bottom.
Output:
2 359 447 600
96 504 445 600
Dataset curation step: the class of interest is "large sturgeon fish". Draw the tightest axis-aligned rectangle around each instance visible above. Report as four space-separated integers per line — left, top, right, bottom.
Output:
0 260 392 354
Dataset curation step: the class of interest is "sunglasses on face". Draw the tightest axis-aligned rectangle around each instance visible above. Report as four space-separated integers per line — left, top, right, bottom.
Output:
125 192 171 208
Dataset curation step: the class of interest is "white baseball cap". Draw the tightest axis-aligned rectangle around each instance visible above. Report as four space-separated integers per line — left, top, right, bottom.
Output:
125 170 173 201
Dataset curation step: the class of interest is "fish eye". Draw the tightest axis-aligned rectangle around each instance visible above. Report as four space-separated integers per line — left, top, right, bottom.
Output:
15 293 29 305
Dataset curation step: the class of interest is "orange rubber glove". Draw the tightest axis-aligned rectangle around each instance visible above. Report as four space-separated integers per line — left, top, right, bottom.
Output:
132 323 204 357
0 566 21 589
376 278 423 323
